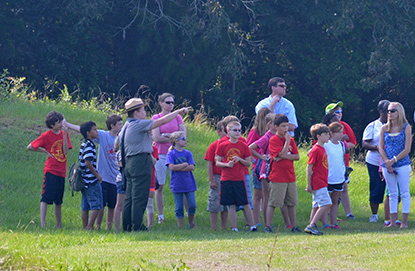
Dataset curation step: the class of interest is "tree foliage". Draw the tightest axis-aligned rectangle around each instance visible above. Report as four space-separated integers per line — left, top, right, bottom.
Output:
2 0 415 140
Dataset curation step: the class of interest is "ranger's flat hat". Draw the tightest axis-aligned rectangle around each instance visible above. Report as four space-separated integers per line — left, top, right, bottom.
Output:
125 98 147 112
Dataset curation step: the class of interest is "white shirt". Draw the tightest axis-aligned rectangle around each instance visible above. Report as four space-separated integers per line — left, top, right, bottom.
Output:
324 140 346 185
362 119 384 166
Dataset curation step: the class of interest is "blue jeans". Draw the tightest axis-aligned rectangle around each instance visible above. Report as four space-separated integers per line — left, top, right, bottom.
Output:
173 192 196 218
245 174 253 209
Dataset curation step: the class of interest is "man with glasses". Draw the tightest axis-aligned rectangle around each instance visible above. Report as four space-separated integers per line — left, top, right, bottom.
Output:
255 77 298 136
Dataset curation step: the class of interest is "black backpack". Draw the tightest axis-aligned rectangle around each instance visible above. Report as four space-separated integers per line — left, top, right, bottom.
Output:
67 144 86 196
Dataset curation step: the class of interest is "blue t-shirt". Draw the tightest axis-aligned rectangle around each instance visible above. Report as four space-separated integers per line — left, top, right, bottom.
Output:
382 123 411 168
165 148 197 193
94 130 117 185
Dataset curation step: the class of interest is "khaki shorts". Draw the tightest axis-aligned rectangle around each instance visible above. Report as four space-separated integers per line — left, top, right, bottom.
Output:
268 182 298 208
207 175 226 213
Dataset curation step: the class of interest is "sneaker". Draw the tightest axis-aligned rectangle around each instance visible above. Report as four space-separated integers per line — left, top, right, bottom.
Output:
369 215 379 223
291 227 302 233
158 216 165 224
346 214 355 220
304 224 323 235
284 225 292 229
396 220 402 226
384 220 391 227
331 224 341 230
323 224 331 229
244 224 250 231
265 227 273 233
231 228 239 232
250 226 257 232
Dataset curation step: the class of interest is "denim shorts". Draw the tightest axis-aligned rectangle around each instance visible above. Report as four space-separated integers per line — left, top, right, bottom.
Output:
252 170 262 189
81 182 103 211
116 181 126 194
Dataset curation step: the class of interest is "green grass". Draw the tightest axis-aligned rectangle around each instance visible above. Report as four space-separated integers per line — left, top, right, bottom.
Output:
1 97 415 270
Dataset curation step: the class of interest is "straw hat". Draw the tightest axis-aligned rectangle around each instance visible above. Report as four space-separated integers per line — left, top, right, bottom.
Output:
124 98 147 113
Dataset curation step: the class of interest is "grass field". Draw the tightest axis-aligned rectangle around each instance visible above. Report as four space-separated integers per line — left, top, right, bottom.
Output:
1 96 415 270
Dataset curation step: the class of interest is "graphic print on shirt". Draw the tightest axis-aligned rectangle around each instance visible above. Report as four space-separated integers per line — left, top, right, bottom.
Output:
322 152 328 169
50 139 66 162
225 148 242 163
174 155 188 164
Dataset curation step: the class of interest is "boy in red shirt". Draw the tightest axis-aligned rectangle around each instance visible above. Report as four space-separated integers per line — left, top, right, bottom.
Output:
304 123 332 235
216 121 256 232
266 114 300 233
27 111 72 228
205 120 228 230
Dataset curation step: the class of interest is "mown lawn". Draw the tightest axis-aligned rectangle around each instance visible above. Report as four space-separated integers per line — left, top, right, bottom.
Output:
1 97 415 270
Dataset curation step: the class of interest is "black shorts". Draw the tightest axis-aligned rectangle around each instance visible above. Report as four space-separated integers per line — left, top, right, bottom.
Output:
327 182 344 193
41 172 65 205
220 180 248 206
101 181 117 208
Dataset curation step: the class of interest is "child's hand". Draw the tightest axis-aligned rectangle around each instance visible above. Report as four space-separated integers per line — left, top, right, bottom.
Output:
97 173 103 183
210 180 218 190
285 132 291 141
228 161 234 168
305 184 313 193
233 156 241 163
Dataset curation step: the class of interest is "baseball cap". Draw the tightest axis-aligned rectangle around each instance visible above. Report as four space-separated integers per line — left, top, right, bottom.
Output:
325 101 344 114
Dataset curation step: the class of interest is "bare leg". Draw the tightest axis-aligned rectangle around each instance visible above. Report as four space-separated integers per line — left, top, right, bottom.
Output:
389 213 398 227
146 191 155 228
243 204 254 227
155 185 165 221
401 213 409 228
177 217 184 228
329 191 341 225
40 202 48 228
384 196 390 221
54 204 62 228
86 209 100 230
82 211 89 229
106 208 114 230
114 193 125 231
210 212 218 230
287 206 297 228
265 206 276 228
341 183 352 215
370 202 380 215
261 179 269 226
252 188 262 225
280 206 291 226
220 211 228 230
311 205 331 226
96 209 104 230
229 205 237 229
188 214 195 226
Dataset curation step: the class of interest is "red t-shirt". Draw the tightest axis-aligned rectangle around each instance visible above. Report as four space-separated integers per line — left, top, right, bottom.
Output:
216 139 251 181
151 146 159 190
340 120 356 166
218 136 249 175
268 135 298 183
307 144 328 190
204 140 221 175
30 130 72 178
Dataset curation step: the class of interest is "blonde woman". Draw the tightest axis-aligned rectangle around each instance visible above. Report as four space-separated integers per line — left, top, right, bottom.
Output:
379 102 412 228
152 93 186 224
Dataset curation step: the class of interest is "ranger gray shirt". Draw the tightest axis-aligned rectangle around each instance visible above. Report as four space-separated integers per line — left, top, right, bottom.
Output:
119 118 154 156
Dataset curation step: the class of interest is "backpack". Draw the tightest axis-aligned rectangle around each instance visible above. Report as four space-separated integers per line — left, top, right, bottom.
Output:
68 161 85 195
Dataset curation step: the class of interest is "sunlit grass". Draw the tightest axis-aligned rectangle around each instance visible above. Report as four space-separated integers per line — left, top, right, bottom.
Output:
1 98 415 270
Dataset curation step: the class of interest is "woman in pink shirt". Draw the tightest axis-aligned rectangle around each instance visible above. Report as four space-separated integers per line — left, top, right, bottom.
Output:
152 93 186 224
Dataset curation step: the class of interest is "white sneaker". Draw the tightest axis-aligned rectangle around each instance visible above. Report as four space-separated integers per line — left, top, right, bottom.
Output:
369 215 379 222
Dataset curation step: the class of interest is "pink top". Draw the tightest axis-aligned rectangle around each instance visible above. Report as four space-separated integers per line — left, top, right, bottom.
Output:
151 113 184 155
247 128 261 169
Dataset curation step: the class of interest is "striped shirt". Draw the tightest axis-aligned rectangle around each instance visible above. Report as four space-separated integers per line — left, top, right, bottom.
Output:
79 139 98 184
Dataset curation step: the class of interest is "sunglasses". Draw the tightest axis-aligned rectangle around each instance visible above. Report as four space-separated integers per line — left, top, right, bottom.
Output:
164 101 174 105
387 109 397 113
177 136 187 141
277 84 286 88
335 110 342 114
230 129 241 132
